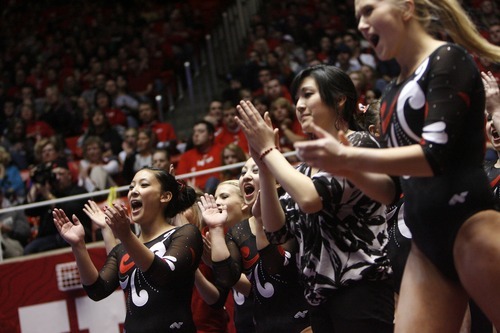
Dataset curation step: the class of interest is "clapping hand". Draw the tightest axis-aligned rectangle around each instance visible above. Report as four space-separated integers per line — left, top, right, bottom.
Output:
197 193 227 229
236 100 276 154
104 203 133 240
482 71 500 116
53 208 86 245
83 200 107 229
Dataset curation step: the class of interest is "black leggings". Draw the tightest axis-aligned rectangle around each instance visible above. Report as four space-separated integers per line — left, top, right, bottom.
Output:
309 279 394 333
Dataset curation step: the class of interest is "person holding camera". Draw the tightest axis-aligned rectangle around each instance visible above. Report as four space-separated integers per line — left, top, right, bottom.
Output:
24 158 91 255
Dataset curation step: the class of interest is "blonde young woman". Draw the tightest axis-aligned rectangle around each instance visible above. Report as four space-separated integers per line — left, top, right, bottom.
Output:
293 0 500 331
200 160 311 333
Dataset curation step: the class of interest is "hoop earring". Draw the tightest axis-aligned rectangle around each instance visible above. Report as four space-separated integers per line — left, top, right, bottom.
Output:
335 118 341 131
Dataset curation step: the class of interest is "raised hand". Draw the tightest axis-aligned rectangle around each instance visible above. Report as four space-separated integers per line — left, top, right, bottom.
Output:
482 71 500 115
104 203 133 240
83 200 107 229
53 208 86 245
197 193 227 228
236 100 276 154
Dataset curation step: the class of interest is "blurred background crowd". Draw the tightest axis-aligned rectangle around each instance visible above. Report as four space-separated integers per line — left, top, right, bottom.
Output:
0 0 498 258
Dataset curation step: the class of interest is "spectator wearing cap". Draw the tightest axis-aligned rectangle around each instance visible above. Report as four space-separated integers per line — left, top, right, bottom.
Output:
281 33 307 71
24 157 91 255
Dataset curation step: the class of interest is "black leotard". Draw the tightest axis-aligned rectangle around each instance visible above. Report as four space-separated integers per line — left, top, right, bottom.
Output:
83 224 202 333
380 43 495 281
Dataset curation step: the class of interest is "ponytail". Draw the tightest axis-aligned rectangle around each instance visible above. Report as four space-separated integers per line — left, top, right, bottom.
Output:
413 0 500 62
171 180 197 218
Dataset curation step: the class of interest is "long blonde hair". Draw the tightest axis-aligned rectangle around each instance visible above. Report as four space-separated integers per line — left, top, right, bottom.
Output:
398 0 500 62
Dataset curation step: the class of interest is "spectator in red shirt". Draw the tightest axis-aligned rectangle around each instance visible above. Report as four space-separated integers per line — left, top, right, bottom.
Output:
176 120 223 194
265 77 293 103
252 67 272 97
269 97 306 152
126 56 154 102
203 99 224 138
94 89 127 134
20 102 55 141
215 101 249 154
138 100 176 146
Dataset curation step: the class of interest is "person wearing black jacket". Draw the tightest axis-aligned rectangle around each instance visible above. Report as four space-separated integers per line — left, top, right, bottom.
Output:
24 158 91 254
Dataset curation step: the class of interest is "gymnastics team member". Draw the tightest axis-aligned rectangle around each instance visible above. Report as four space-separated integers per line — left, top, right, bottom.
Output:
294 0 500 331
53 167 202 332
200 161 311 333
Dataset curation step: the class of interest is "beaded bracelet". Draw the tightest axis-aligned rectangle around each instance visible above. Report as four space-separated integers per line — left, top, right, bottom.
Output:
259 146 278 161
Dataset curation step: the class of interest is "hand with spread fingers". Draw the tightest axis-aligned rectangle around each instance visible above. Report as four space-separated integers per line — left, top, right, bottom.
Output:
198 193 228 229
482 71 500 116
83 200 107 228
83 199 117 253
52 208 86 246
104 203 133 240
236 100 277 155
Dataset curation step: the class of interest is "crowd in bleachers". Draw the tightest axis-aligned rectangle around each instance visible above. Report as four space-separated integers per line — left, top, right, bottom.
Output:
0 0 500 332
0 0 499 257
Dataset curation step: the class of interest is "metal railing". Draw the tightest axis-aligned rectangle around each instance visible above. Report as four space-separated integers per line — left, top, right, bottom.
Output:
165 0 262 139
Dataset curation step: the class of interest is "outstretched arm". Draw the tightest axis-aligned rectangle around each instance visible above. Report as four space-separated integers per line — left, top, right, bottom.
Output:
251 191 270 250
250 146 286 233
294 123 432 178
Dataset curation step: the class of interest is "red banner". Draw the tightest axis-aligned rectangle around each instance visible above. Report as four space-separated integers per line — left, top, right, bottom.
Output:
0 243 126 333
